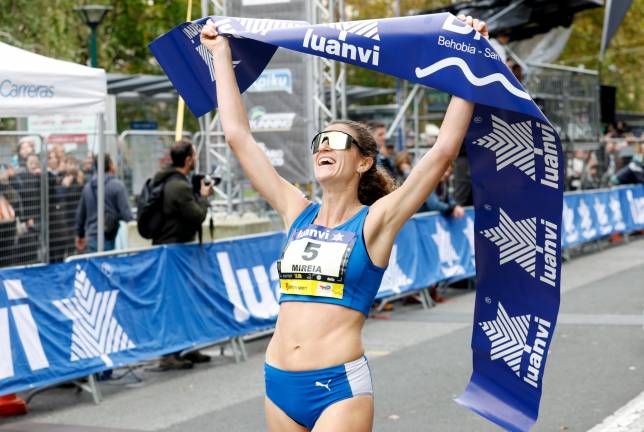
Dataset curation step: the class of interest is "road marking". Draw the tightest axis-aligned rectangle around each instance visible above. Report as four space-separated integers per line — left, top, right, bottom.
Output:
587 390 644 432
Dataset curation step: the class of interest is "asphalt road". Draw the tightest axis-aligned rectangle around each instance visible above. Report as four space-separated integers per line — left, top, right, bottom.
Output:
2 239 643 432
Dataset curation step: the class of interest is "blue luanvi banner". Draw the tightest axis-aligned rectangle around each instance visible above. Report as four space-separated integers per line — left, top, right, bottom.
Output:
562 186 644 248
0 232 285 396
0 186 641 407
149 13 564 430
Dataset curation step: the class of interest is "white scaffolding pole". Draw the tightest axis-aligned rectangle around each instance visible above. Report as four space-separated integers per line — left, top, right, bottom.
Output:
310 0 347 131
203 0 235 213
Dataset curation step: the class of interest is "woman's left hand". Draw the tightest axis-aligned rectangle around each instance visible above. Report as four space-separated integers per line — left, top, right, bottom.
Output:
457 14 489 40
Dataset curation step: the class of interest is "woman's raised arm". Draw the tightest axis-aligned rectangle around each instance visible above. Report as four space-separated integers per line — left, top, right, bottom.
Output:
200 21 309 227
365 16 486 262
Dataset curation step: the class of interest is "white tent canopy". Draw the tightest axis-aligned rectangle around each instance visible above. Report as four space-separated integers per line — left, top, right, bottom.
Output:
0 42 106 116
0 42 110 253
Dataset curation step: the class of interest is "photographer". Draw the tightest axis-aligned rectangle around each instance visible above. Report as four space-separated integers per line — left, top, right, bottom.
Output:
150 140 212 246
149 140 212 370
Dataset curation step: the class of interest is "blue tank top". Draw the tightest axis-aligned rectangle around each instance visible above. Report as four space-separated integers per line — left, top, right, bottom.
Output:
277 203 387 316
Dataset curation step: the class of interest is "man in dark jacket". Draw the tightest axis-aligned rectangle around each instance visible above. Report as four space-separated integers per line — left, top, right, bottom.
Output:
75 154 133 253
152 140 212 370
151 140 211 245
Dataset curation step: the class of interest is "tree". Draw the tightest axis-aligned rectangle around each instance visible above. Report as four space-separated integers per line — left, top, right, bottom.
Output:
0 0 194 131
1 1 641 121
558 3 644 112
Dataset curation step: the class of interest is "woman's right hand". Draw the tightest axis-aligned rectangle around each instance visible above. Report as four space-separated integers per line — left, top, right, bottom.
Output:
200 20 231 56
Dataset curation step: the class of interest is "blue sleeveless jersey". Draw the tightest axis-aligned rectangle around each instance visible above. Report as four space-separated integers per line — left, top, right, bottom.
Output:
277 203 387 316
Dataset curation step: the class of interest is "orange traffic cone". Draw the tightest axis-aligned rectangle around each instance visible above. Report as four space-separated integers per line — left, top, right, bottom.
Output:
0 393 27 417
609 233 622 243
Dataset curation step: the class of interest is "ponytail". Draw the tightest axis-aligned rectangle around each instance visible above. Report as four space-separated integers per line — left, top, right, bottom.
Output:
358 164 396 206
328 119 397 205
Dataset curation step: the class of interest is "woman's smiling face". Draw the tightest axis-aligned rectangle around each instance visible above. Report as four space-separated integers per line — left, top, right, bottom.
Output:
312 123 369 186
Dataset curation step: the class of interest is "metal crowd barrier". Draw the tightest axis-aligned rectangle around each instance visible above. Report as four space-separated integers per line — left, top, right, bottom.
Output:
57 246 248 405
4 185 641 406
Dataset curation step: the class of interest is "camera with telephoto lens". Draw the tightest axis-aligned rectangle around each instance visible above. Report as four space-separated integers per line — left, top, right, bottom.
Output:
192 172 221 195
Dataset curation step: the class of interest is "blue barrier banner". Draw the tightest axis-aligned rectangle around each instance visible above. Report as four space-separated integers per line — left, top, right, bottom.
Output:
618 185 644 231
0 233 284 396
377 210 476 299
149 14 564 430
0 187 640 400
562 186 644 248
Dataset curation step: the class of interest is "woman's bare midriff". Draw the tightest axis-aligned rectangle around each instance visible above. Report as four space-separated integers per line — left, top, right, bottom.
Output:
265 301 366 371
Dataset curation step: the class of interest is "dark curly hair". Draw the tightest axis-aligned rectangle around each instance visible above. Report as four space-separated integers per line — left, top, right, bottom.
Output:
328 119 396 205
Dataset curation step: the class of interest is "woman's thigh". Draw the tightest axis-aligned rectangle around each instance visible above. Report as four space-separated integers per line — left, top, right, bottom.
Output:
312 395 374 432
264 397 308 432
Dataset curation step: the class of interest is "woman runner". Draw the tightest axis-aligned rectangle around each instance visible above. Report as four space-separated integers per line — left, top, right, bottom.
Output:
200 15 488 432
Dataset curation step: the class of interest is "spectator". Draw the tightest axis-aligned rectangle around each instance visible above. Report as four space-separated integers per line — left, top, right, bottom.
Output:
567 149 587 190
51 143 66 166
602 141 619 185
368 121 396 178
150 140 211 246
46 149 69 263
489 33 509 63
75 154 133 253
149 140 212 370
63 155 86 186
47 150 60 176
13 137 36 172
581 161 601 190
0 164 20 267
51 156 85 261
615 121 628 137
611 143 644 185
421 163 465 218
394 151 413 184
507 59 523 83
81 151 95 178
14 154 42 263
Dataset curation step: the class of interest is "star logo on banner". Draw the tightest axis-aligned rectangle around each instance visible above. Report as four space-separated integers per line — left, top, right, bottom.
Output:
578 199 597 239
562 202 578 243
626 189 644 225
378 245 412 294
53 266 135 367
332 232 344 241
234 17 308 36
473 115 536 180
324 19 381 41
479 302 531 377
609 194 625 231
593 197 612 235
463 216 475 261
432 219 464 277
481 208 536 277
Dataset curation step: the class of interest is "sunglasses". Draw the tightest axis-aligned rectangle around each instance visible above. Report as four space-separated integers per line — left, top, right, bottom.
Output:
311 130 360 154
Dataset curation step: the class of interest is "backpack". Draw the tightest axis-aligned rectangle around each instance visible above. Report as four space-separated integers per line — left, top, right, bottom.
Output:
136 173 182 239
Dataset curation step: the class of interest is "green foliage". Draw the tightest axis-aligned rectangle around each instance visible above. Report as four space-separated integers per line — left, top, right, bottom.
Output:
0 0 85 61
344 0 451 100
558 3 644 112
0 0 186 72
0 1 194 130
1 0 641 127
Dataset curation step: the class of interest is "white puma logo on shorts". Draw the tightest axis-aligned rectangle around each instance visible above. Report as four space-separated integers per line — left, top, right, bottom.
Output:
315 379 332 391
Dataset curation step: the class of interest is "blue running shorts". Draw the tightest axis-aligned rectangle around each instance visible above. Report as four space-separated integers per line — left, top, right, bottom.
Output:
265 356 373 429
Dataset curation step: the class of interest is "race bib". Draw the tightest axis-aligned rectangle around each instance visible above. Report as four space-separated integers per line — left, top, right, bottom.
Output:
278 225 357 299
